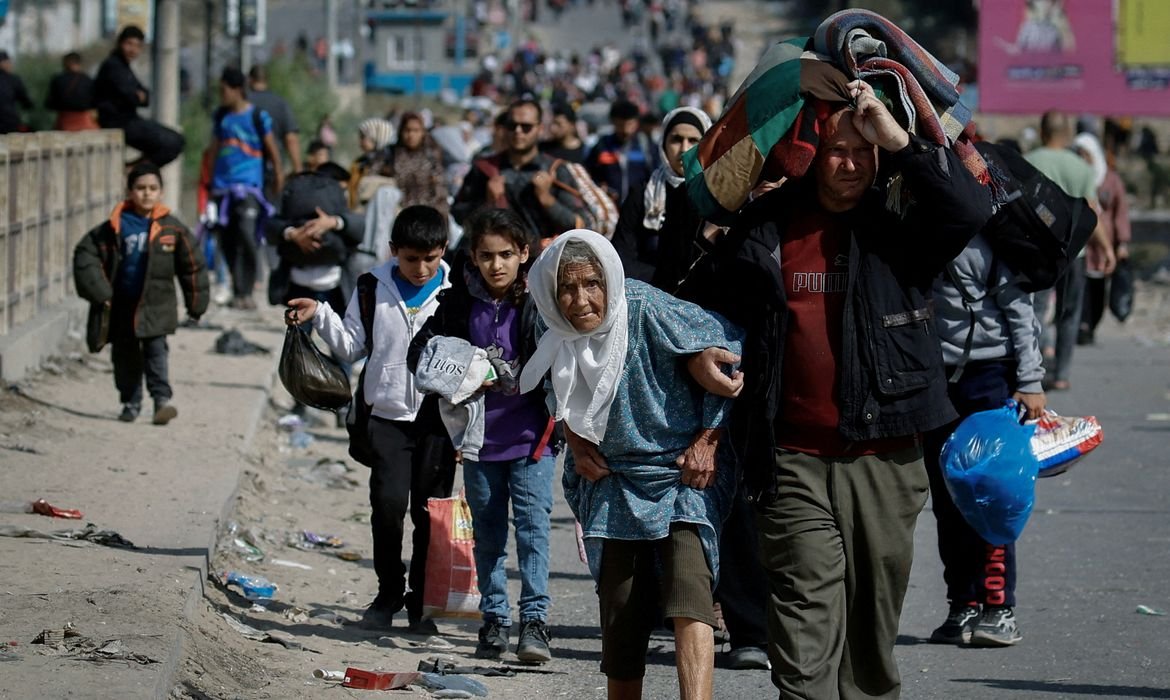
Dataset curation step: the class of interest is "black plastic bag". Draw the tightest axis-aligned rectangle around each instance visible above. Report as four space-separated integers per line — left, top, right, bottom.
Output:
1109 259 1134 322
279 315 351 411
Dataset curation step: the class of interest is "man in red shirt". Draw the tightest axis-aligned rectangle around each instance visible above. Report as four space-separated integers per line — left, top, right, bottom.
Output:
689 81 991 699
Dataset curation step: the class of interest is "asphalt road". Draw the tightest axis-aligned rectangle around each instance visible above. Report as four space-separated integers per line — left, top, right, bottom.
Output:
519 310 1170 700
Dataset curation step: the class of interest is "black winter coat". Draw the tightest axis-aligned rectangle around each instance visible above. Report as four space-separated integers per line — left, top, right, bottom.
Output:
685 135 992 503
73 204 209 342
94 52 148 127
266 170 365 268
612 180 705 294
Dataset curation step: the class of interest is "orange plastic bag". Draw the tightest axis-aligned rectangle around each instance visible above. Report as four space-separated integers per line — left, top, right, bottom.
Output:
422 494 480 619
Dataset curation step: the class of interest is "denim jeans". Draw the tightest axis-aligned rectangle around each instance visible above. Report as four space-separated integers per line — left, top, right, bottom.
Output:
462 454 555 625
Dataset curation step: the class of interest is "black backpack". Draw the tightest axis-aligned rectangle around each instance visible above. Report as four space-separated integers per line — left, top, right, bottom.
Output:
975 141 1098 293
344 272 379 467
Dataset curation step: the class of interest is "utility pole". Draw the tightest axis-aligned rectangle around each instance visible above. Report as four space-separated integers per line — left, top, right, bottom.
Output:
326 0 338 89
156 0 182 211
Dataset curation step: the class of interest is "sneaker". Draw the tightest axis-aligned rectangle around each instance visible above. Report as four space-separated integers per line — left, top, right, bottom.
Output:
969 606 1023 647
152 401 178 425
118 403 141 422
727 646 771 670
358 602 397 631
929 604 981 645
515 620 552 663
475 620 510 659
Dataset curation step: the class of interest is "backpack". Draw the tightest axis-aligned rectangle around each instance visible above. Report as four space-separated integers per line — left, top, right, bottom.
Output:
345 272 379 467
550 159 620 239
213 105 268 164
974 141 1098 293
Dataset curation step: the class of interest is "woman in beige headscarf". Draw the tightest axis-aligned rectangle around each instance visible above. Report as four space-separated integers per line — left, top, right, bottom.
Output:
348 117 396 209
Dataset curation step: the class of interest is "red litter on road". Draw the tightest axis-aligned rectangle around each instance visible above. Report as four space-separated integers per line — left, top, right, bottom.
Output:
341 668 419 690
30 499 83 519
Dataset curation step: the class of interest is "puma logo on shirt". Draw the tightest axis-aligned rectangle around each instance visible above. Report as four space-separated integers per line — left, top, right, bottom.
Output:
792 271 848 294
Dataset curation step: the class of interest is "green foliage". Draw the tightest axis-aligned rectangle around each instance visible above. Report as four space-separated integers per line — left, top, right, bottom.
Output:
12 52 60 131
264 55 340 150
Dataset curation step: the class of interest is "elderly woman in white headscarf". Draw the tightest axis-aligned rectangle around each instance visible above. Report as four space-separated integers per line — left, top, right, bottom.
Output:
611 107 714 294
519 230 743 700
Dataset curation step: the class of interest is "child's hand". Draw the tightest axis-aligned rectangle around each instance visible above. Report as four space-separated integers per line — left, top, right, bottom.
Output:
285 299 318 325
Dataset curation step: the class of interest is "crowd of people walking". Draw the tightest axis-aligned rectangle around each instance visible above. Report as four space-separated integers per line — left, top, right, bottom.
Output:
31 1 1148 698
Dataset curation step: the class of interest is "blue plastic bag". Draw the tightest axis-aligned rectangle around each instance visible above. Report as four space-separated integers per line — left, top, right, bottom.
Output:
940 400 1041 545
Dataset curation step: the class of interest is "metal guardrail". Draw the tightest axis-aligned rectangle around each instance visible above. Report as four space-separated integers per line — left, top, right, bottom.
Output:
0 130 124 337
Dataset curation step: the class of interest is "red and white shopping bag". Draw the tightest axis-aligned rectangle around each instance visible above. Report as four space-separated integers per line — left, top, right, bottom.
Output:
422 494 481 618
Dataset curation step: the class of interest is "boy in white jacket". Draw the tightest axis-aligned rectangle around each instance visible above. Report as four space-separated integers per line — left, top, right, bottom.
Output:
287 205 455 633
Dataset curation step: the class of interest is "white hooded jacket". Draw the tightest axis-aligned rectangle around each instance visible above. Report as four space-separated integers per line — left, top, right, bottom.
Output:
313 259 452 421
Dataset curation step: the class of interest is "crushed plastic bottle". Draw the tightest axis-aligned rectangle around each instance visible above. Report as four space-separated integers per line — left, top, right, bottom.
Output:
223 572 277 601
414 672 489 697
289 431 314 449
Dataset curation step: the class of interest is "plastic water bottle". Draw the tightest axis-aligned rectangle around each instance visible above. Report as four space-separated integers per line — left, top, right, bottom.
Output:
224 572 277 601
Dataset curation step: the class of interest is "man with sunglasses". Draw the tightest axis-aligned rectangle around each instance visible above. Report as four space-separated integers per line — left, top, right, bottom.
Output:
453 98 592 246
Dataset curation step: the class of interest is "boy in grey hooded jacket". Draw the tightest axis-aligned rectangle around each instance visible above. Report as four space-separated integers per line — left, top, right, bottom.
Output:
924 232 1046 649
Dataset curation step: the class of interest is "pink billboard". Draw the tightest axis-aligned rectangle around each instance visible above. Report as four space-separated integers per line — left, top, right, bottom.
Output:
979 0 1170 115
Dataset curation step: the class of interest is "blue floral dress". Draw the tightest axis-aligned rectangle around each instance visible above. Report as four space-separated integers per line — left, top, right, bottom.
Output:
563 280 744 582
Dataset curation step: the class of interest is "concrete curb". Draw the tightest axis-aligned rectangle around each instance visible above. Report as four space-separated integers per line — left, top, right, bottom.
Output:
151 344 284 700
0 300 86 382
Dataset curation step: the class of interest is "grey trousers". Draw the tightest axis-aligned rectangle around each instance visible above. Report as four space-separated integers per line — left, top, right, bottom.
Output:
110 307 171 407
756 446 928 700
1032 257 1087 383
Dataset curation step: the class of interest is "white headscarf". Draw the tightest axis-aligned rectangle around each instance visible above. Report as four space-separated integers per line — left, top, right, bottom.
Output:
642 107 712 231
1073 132 1107 189
519 230 629 445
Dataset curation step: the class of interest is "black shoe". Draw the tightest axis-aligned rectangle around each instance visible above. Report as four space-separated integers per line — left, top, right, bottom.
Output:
118 403 141 422
407 615 439 635
969 606 1023 647
515 619 552 663
152 401 178 425
475 620 510 659
929 604 981 645
726 646 770 670
359 601 397 631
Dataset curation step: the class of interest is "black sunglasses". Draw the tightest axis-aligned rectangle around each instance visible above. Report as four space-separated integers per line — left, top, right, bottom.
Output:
505 121 538 134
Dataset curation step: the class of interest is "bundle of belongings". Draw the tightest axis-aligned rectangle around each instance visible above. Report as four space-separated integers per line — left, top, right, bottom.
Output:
684 8 999 225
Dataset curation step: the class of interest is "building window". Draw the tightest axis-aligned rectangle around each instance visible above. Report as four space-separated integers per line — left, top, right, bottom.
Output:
386 32 421 68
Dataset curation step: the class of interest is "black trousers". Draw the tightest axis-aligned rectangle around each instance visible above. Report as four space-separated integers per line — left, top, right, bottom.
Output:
1080 276 1108 340
924 359 1018 608
367 402 456 618
122 118 185 168
110 304 171 407
219 194 261 300
714 488 769 649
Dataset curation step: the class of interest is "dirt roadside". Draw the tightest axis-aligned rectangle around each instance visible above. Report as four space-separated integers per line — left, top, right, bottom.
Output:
0 305 284 700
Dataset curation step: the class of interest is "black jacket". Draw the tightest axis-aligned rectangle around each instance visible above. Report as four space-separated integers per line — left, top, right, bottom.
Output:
686 135 992 502
451 152 592 241
266 170 364 267
94 52 148 127
613 180 705 294
46 70 95 112
73 203 209 342
406 271 541 375
0 70 33 133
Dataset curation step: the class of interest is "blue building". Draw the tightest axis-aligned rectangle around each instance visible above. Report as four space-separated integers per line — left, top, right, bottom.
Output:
363 2 476 96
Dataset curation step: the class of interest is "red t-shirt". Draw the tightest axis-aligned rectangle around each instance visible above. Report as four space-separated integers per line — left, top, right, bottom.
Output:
775 209 917 456
775 208 850 455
